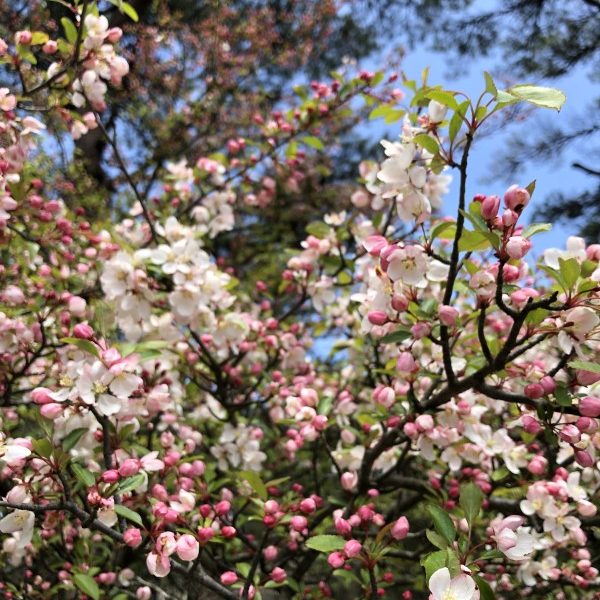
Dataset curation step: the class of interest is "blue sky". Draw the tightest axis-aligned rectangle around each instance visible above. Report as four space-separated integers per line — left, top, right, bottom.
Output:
366 42 598 253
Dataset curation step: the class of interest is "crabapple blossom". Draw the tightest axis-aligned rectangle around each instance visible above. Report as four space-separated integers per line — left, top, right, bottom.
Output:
0 13 598 598
428 568 477 600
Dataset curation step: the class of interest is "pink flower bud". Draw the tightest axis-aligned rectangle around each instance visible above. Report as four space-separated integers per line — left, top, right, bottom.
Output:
176 534 200 561
505 236 531 259
264 500 280 514
351 189 370 208
335 517 352 536
391 293 409 312
575 450 594 468
290 516 307 532
42 40 58 54
368 311 388 326
16 31 32 45
586 244 600 261
540 376 556 394
68 296 86 316
107 27 123 43
31 387 53 405
504 185 530 211
577 370 600 386
415 414 434 432
403 422 418 438
123 528 142 548
373 386 395 408
118 459 140 477
40 403 63 419
391 516 410 540
579 396 600 418
502 209 518 227
527 455 547 475
340 472 358 491
221 525 236 538
343 539 362 558
197 527 214 544
271 566 286 583
73 323 94 340
215 500 231 516
503 263 520 282
410 322 431 339
327 551 345 569
524 383 544 399
438 305 459 326
220 571 238 585
481 195 500 220
264 545 278 561
522 415 542 435
300 498 316 514
396 352 417 375
576 417 593 433
102 469 120 483
559 424 581 444
577 500 597 517
136 587 152 600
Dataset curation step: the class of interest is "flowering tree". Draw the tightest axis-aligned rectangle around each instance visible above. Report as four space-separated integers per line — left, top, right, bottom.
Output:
1 2 600 599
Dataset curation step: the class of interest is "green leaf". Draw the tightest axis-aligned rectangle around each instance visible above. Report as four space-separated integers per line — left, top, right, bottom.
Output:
569 360 600 374
378 329 411 344
491 467 510 482
483 72 497 98
458 230 492 252
421 550 446 582
413 133 439 155
72 573 100 600
473 575 496 600
117 473 145 494
114 504 143 526
461 206 488 233
61 17 78 44
459 482 483 526
305 221 330 239
303 136 324 151
121 2 140 22
525 308 547 326
286 140 298 158
31 32 49 45
426 90 459 111
430 221 456 241
72 463 96 487
558 257 580 290
525 179 537 197
60 337 100 358
16 45 37 64
495 90 518 106
238 470 267 500
368 104 405 122
370 71 385 87
426 529 448 550
554 384 572 407
522 223 551 238
446 547 461 577
507 84 566 111
477 549 504 561
426 505 456 544
305 534 346 552
581 260 598 279
32 438 52 457
449 100 469 142
62 428 88 452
